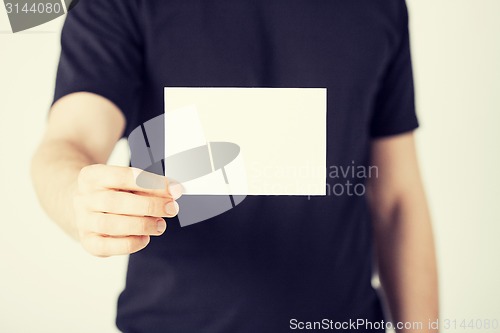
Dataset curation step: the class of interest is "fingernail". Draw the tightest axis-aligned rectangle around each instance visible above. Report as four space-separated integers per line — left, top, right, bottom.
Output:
168 183 184 199
157 219 167 233
165 201 179 216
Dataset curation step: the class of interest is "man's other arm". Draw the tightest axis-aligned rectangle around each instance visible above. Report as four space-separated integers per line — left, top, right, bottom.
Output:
367 132 439 332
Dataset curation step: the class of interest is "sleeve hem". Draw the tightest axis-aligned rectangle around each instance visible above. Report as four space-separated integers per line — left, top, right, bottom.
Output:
370 122 419 138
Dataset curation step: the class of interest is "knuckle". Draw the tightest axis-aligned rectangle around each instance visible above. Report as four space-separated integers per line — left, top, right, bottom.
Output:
99 192 117 213
93 213 110 234
153 198 166 217
139 217 149 234
94 237 109 257
126 237 134 254
74 212 88 233
81 236 106 257
78 164 105 188
78 192 98 212
78 165 94 185
145 198 157 216
108 166 132 189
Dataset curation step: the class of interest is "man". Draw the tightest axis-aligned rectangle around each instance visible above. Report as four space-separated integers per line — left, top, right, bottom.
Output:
31 0 438 332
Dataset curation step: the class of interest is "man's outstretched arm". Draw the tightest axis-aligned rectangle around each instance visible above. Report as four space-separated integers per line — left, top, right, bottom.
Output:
367 132 439 332
31 92 180 256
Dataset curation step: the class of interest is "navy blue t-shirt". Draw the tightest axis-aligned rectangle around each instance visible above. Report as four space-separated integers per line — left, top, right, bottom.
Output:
54 1 418 332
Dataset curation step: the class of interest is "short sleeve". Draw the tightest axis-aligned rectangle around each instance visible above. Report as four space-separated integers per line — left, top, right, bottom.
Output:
370 0 419 138
53 0 144 136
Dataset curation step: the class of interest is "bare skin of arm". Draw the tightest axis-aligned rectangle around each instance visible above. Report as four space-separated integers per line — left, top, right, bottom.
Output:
367 132 439 332
31 92 181 257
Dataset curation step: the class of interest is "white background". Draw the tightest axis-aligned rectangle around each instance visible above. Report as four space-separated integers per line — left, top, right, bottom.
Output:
0 1 499 332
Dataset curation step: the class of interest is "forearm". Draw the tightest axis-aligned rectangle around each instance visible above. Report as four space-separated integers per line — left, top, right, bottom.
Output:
373 190 439 332
31 93 125 241
31 138 97 240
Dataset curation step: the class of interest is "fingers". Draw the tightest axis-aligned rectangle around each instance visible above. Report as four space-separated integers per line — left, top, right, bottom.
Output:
87 213 167 236
74 164 184 257
77 205 169 257
78 164 183 199
81 234 151 257
82 190 179 217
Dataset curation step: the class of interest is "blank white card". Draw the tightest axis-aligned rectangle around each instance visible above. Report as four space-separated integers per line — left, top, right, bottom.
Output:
164 87 326 195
